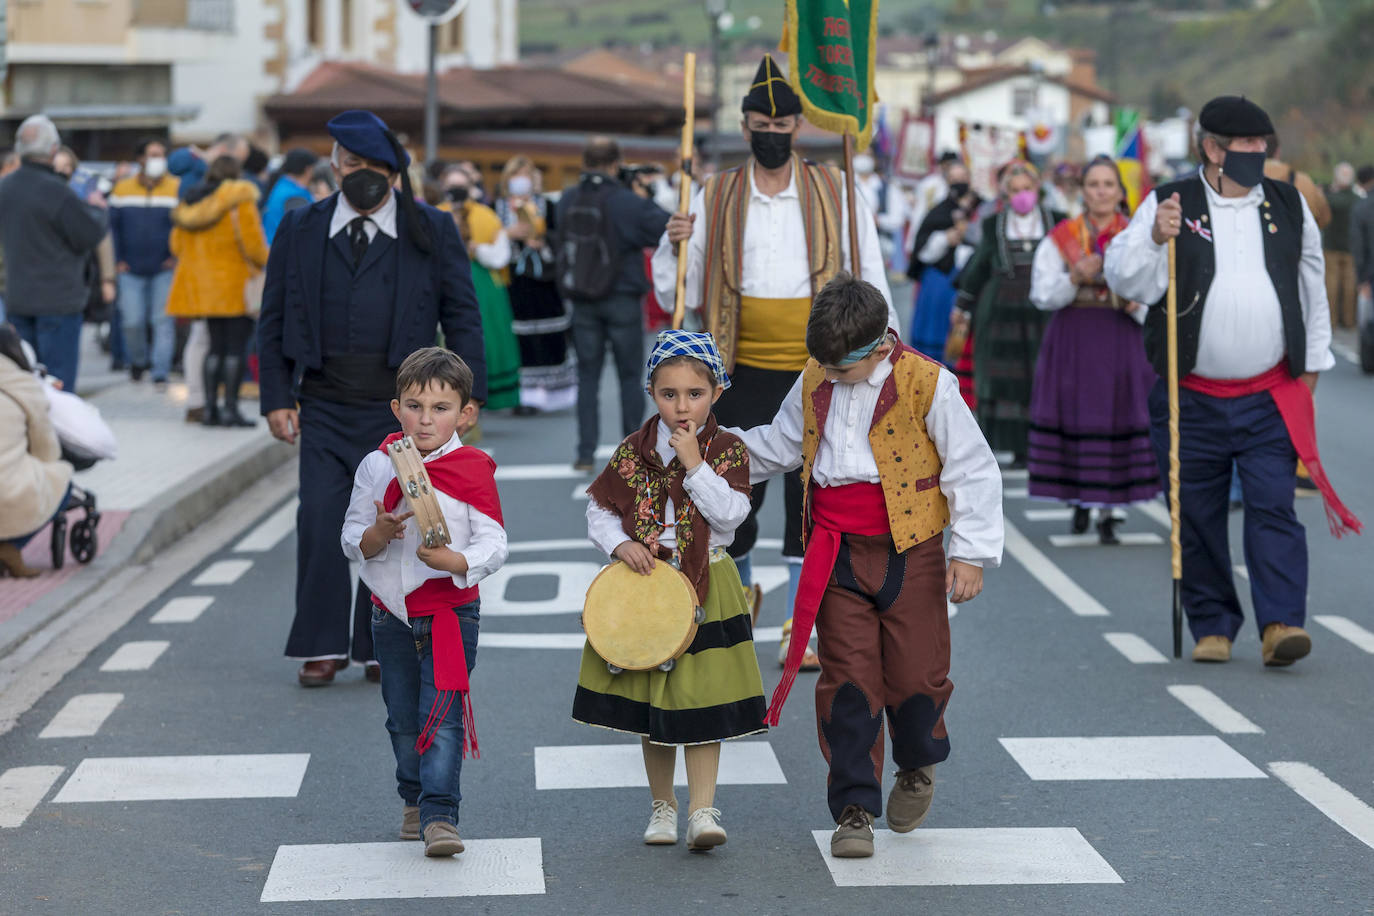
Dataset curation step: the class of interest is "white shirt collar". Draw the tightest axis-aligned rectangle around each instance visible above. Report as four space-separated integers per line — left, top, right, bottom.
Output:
329 189 399 239
749 161 799 202
421 431 464 461
1197 165 1264 210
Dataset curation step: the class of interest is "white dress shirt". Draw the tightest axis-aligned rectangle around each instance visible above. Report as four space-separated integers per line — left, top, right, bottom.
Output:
650 161 898 331
727 358 1004 567
585 420 753 560
341 432 509 624
328 189 398 242
1031 237 1146 325
905 172 949 254
1103 169 1334 378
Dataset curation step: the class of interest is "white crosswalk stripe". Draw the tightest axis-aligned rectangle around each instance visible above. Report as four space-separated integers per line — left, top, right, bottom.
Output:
99 641 170 672
234 499 298 552
534 742 785 790
1269 762 1374 851
1049 532 1163 548
999 736 1268 780
39 694 124 739
1102 632 1168 664
1167 686 1264 734
192 559 253 586
1312 615 1374 654
149 596 214 624
52 754 310 802
0 766 65 828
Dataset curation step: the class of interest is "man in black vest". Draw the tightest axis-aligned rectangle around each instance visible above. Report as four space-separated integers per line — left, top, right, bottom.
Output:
259 110 486 687
1105 96 1352 669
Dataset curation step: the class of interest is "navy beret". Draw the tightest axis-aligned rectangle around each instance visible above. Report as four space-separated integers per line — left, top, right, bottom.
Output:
1197 96 1275 139
327 109 410 172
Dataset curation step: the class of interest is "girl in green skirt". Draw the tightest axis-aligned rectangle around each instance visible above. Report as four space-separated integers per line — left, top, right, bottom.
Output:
576 330 766 852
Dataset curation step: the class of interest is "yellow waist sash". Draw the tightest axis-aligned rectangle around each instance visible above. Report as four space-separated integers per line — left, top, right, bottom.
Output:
736 296 812 372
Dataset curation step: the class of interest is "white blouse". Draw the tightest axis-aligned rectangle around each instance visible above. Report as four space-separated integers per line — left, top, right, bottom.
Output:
1031 237 1146 325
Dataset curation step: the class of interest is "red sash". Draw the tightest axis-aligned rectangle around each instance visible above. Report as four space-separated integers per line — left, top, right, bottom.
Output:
373 432 506 756
765 482 891 725
1180 364 1361 537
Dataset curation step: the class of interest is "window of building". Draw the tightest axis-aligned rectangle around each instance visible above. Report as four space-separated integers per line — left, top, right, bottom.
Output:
1012 85 1038 117
439 14 463 53
340 0 353 50
307 0 323 48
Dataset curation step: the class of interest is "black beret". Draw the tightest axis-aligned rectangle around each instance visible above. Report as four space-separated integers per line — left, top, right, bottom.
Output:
741 55 802 119
1198 96 1275 138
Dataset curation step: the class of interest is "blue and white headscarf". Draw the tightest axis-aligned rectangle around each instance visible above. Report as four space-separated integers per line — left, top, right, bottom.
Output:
644 330 732 393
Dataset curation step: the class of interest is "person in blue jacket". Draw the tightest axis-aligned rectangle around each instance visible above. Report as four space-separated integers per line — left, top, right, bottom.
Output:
262 149 319 245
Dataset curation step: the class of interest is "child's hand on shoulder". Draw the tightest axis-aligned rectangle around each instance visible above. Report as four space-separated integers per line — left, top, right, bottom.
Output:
668 419 702 471
417 543 468 576
613 540 657 576
373 500 414 541
946 559 983 603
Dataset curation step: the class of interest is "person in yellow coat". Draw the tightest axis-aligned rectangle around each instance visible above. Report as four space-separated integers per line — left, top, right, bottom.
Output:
166 156 268 426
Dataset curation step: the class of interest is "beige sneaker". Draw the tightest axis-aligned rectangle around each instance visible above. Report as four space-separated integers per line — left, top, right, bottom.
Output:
685 807 727 851
830 804 875 858
1261 623 1311 667
400 805 420 840
643 799 678 845
1191 635 1232 663
422 821 465 857
886 765 935 833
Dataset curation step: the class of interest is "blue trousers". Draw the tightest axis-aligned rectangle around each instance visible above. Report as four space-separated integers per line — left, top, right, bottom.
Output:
285 396 398 660
571 295 644 463
118 270 175 380
372 602 479 830
1148 380 1306 641
10 312 83 391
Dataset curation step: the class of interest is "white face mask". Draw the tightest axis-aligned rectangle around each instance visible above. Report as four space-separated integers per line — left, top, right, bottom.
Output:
143 156 167 179
507 175 533 197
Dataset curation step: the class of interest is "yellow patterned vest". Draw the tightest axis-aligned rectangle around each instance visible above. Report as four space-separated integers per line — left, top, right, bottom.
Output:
799 346 950 552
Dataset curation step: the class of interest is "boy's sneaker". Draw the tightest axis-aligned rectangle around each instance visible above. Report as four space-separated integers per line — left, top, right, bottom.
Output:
685 807 726 851
423 821 464 857
643 799 678 845
831 805 875 858
400 806 420 840
886 765 936 833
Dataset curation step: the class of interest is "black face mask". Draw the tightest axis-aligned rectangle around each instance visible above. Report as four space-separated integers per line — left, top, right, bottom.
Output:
447 186 470 204
750 130 793 170
949 182 971 200
1220 150 1266 189
341 168 391 212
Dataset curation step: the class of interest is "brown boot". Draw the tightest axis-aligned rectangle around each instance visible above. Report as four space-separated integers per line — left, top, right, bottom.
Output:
399 806 420 840
0 542 40 578
1191 635 1232 663
886 765 936 833
1261 624 1311 667
423 821 465 857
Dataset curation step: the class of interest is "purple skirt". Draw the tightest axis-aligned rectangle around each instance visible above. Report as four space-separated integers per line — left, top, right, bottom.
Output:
1027 307 1162 506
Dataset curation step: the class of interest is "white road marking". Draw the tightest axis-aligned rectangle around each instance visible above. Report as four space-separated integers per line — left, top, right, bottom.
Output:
234 499 298 552
1002 468 1029 481
754 538 784 551
1269 761 1374 851
594 444 616 460
1003 487 1028 499
260 839 545 901
482 563 789 617
571 484 588 501
1025 508 1073 522
1003 521 1111 617
149 596 215 624
1048 532 1164 548
999 736 1267 781
1331 342 1359 365
811 827 1122 886
1313 615 1374 654
505 539 601 554
1234 565 1250 581
1137 500 1173 531
52 754 310 802
494 464 588 481
191 559 253 586
0 766 65 828
99 641 170 672
1167 686 1264 734
39 693 124 738
1102 633 1168 664
481 624 791 650
535 742 785 790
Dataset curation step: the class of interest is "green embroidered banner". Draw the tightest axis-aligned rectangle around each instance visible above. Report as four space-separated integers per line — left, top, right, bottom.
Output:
783 0 879 149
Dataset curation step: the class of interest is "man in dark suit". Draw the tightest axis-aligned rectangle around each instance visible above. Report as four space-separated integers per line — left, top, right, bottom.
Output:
258 110 486 687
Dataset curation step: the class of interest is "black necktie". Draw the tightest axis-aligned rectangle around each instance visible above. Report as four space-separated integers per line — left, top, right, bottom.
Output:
348 216 370 268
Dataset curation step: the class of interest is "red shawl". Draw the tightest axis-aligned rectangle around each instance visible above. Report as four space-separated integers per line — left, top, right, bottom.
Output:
1049 212 1130 267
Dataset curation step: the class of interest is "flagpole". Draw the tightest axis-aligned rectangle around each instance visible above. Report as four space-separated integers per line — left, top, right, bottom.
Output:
1167 237 1183 658
673 52 697 331
842 131 861 275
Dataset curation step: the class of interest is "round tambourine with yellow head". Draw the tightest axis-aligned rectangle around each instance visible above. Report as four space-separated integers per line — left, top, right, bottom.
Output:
582 559 706 674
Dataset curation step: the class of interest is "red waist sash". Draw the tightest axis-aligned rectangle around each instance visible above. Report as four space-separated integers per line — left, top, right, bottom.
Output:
765 482 891 725
1180 362 1361 537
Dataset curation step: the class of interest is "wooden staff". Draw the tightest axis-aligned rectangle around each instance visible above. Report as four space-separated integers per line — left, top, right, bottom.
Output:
1167 237 1182 658
673 52 697 331
842 131 861 275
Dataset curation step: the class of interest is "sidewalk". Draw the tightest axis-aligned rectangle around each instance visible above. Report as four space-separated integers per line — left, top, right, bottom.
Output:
0 326 293 656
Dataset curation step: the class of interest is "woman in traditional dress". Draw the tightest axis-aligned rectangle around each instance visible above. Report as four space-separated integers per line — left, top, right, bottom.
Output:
953 160 1062 465
494 157 576 414
907 163 980 362
1028 157 1160 543
440 164 521 412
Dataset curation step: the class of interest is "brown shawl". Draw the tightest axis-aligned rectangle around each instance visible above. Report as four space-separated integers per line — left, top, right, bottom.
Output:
586 415 751 604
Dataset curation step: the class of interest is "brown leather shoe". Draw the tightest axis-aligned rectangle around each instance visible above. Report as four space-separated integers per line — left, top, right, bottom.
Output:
364 661 382 683
0 542 41 578
1261 623 1311 667
1191 635 1232 663
297 659 347 687
185 407 205 424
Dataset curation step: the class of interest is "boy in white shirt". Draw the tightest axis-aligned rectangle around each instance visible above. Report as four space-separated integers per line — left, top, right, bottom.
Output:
342 348 507 857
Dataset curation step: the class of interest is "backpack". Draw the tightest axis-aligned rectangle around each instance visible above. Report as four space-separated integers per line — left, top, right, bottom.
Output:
555 177 617 301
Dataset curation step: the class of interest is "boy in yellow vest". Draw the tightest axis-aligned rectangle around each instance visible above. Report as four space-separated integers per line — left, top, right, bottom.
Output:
732 272 1004 858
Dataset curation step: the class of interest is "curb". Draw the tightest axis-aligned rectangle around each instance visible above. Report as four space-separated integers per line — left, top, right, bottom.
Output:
0 437 296 660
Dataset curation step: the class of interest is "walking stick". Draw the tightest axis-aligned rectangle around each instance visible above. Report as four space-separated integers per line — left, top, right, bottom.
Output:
842 131 862 275
673 52 697 331
1167 237 1183 658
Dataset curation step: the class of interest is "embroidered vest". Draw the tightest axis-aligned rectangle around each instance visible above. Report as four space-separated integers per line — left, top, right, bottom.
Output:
700 154 844 373
1143 175 1306 378
799 345 950 552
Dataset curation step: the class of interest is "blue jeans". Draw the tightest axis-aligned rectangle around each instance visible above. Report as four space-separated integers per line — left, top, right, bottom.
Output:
571 295 645 462
371 601 480 829
9 312 84 391
118 270 175 379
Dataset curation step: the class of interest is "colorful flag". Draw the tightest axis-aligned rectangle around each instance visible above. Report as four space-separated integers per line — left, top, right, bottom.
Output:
781 0 880 149
1115 108 1152 214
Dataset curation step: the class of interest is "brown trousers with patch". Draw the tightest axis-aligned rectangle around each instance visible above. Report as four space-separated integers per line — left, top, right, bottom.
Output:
814 532 952 821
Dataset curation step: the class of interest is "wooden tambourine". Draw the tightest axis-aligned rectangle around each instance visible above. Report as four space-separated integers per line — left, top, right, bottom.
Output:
386 435 450 548
582 560 705 673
